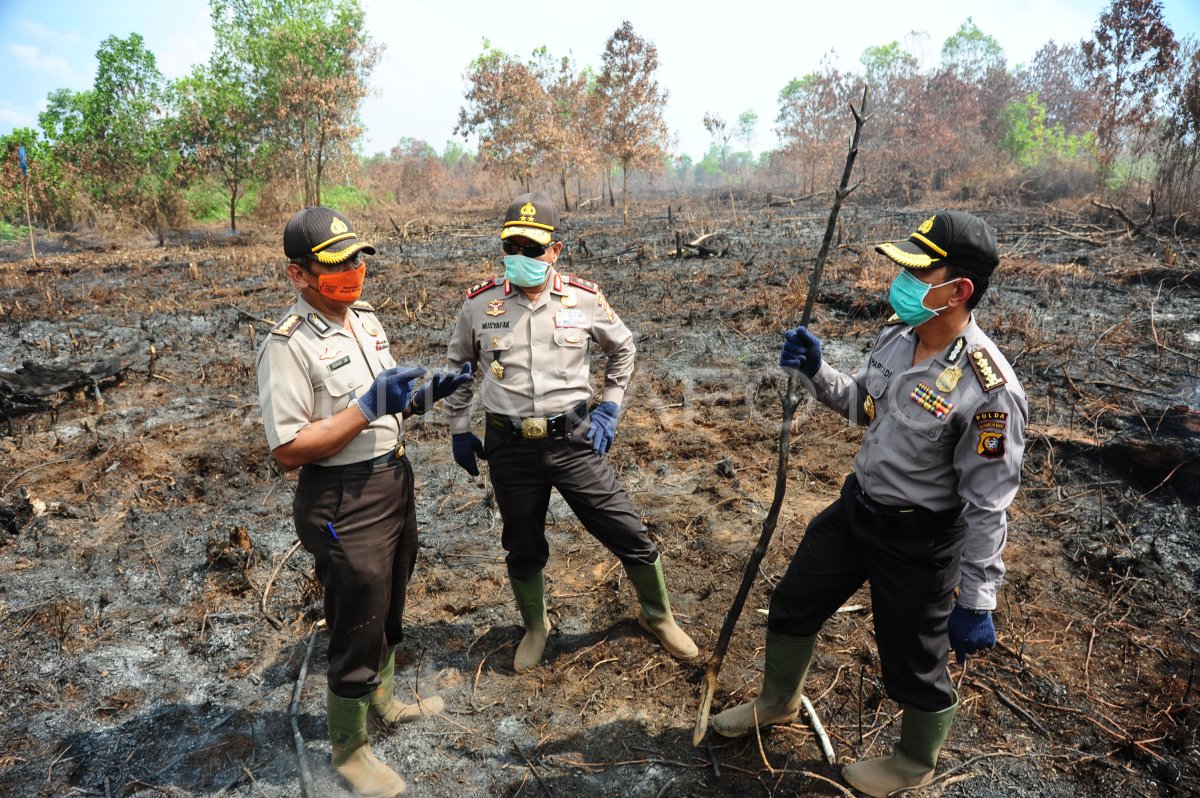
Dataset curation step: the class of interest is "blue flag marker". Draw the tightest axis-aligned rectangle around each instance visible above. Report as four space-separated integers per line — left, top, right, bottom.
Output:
17 145 28 177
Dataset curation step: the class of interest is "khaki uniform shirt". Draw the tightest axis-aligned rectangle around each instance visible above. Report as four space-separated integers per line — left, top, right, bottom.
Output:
256 295 401 466
443 268 635 433
808 316 1028 610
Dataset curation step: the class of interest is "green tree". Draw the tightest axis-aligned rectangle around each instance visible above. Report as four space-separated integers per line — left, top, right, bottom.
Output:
595 20 671 226
174 56 265 232
941 17 1006 82
210 0 380 206
39 34 182 242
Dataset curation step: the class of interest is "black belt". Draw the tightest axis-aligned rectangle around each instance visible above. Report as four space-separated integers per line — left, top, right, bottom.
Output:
852 481 962 522
853 482 917 514
486 401 588 441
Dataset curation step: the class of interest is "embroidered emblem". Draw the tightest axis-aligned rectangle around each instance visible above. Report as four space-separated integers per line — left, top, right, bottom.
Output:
936 366 963 392
945 336 966 363
490 360 505 380
863 394 876 423
910 382 954 419
330 217 348 235
318 346 339 361
974 410 1009 459
328 355 351 371
306 313 330 334
271 314 303 337
485 299 506 317
918 215 936 235
968 349 1007 391
560 291 577 308
519 201 537 222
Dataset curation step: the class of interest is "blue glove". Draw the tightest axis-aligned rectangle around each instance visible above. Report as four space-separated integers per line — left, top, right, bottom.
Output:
948 604 996 664
357 366 426 422
410 362 473 414
451 432 485 476
780 326 822 378
585 401 621 455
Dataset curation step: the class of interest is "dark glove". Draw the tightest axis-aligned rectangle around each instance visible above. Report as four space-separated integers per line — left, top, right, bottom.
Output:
410 362 473 414
780 326 822 378
451 432 485 476
585 401 621 455
357 366 426 422
948 604 996 664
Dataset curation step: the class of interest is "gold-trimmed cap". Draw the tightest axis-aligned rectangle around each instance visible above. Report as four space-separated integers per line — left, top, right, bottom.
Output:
499 191 558 246
875 210 999 276
284 207 377 265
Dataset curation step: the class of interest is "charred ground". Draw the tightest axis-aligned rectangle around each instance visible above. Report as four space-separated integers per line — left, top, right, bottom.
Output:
0 197 1197 797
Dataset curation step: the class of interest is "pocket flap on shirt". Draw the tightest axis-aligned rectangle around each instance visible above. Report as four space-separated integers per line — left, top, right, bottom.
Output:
552 329 587 347
481 334 513 352
323 369 363 398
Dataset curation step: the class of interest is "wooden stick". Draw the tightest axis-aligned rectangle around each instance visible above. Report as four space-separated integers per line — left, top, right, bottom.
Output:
290 621 321 798
262 539 303 629
693 84 871 747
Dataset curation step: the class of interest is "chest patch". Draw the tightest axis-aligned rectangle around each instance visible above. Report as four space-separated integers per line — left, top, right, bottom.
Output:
910 382 954 420
485 299 506 317
555 308 586 328
974 411 1008 459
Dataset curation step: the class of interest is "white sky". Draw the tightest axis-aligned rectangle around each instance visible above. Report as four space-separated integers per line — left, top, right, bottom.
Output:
2 0 1198 161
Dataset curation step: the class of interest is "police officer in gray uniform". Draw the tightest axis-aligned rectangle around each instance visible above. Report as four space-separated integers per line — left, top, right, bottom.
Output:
442 192 698 673
711 211 1027 798
257 207 469 798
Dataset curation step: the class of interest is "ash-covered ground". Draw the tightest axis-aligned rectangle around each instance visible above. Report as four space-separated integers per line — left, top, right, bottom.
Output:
0 197 1197 797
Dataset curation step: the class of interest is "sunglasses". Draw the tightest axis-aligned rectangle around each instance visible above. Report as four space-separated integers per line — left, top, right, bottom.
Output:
502 241 548 258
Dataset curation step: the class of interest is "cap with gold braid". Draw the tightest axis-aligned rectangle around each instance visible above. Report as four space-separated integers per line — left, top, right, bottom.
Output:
875 210 999 277
283 207 377 265
499 191 558 246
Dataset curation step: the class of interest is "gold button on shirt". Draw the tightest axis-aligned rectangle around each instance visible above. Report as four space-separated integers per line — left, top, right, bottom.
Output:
256 296 401 466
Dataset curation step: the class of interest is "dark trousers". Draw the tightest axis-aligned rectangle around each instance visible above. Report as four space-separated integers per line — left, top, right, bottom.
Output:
768 473 964 711
484 427 658 581
294 455 419 698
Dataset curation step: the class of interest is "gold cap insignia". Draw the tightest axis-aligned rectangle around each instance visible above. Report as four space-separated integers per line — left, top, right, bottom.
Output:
330 217 348 234
918 215 936 234
519 202 536 222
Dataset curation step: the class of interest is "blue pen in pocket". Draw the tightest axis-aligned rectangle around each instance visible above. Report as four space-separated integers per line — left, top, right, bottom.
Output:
326 521 339 540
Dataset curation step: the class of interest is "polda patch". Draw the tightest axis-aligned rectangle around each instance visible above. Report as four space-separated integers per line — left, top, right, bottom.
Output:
974 410 1008 459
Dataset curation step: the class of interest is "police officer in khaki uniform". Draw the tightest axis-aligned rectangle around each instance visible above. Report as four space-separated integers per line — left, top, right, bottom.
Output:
711 211 1027 798
257 207 469 798
442 192 698 673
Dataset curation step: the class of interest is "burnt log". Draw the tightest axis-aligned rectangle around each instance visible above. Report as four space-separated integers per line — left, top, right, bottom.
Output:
0 343 142 421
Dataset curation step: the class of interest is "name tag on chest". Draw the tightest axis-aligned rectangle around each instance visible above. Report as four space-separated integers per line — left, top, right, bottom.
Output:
555 309 586 328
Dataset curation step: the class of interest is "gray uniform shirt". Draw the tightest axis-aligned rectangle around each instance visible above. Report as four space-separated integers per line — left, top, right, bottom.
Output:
443 268 635 433
256 296 401 466
807 316 1028 610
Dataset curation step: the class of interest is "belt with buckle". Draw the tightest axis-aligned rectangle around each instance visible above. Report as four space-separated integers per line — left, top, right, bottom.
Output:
853 483 916 514
486 401 587 441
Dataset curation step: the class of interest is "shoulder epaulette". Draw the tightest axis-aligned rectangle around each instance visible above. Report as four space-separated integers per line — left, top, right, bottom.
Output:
884 314 906 326
968 348 1008 392
466 277 503 298
271 314 303 338
567 275 599 294
350 300 375 313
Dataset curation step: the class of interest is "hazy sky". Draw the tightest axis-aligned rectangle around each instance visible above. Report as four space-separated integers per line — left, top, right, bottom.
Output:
3 0 1199 161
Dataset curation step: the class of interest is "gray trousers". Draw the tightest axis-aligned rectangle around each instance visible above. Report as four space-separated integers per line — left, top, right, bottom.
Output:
294 454 418 698
484 427 658 580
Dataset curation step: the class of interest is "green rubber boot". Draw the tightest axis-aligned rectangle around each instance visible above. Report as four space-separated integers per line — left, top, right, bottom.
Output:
711 631 816 737
511 571 550 673
369 647 444 729
327 690 406 797
625 557 699 660
841 693 959 798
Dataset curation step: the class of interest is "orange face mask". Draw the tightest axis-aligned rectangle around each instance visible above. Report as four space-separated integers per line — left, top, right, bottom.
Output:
315 262 366 302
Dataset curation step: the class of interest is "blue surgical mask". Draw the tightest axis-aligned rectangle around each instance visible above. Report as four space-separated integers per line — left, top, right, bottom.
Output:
503 254 549 288
888 269 960 326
